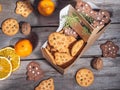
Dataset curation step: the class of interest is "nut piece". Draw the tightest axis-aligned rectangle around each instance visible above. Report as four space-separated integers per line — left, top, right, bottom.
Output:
92 57 103 70
21 22 31 35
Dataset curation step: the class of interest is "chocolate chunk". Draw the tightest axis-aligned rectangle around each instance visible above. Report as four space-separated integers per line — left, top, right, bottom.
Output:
100 41 119 58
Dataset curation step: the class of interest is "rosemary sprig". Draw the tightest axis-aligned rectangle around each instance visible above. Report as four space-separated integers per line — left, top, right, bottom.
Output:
63 13 91 35
63 13 80 28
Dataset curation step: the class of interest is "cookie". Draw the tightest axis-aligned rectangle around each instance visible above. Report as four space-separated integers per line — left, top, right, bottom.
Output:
99 10 110 24
35 78 54 90
15 0 33 17
48 32 69 53
76 0 91 15
54 52 73 66
76 68 94 87
2 18 19 36
89 10 98 20
27 61 44 81
71 40 84 56
100 41 119 58
21 22 31 35
67 36 77 46
64 27 78 38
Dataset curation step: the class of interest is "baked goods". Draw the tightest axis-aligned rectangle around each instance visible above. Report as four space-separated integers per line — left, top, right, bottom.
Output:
92 57 103 70
15 0 33 17
54 52 73 66
75 0 91 14
64 27 78 38
100 41 119 58
21 22 31 35
76 68 94 87
71 40 84 56
26 61 44 81
48 32 69 53
35 78 54 90
75 0 110 28
2 18 19 36
99 10 110 24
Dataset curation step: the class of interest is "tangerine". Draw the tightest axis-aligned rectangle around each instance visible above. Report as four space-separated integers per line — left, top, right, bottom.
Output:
38 0 55 16
14 39 33 57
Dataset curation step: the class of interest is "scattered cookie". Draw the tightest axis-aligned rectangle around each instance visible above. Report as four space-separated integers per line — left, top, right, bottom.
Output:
15 0 33 17
76 68 94 87
35 78 54 90
100 41 119 58
27 61 44 81
2 18 19 36
64 27 79 38
71 40 84 56
21 22 31 35
54 52 73 66
92 57 103 70
48 32 69 53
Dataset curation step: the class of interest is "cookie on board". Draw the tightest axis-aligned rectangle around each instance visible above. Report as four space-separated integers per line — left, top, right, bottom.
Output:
2 18 19 36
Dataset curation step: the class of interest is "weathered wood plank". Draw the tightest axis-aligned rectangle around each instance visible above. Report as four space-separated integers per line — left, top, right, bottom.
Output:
0 57 120 90
0 0 120 26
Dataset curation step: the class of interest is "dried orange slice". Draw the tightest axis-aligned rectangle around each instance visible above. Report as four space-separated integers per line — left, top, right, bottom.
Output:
0 57 12 80
0 47 20 72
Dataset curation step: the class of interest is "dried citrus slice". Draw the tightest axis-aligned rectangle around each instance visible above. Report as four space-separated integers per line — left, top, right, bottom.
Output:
0 47 20 72
0 57 12 80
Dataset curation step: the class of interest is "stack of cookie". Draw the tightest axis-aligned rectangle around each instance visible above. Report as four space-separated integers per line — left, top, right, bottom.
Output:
44 28 84 68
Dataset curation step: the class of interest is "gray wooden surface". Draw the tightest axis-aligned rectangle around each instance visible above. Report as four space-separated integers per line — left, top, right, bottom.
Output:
0 0 120 90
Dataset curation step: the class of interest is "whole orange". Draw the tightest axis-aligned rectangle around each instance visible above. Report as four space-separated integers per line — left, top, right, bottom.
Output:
14 39 33 57
38 0 55 16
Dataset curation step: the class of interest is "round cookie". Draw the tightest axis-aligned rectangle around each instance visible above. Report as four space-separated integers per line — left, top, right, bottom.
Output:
2 18 19 36
48 32 69 53
76 68 94 87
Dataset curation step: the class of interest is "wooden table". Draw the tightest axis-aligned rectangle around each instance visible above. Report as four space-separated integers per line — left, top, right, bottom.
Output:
0 0 120 90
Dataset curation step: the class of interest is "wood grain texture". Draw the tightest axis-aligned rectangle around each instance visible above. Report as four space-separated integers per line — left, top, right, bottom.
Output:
0 0 120 90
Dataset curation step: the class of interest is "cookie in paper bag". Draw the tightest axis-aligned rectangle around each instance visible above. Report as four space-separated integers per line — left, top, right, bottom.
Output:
71 40 84 56
15 0 33 17
54 52 73 66
48 32 69 53
35 78 54 90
